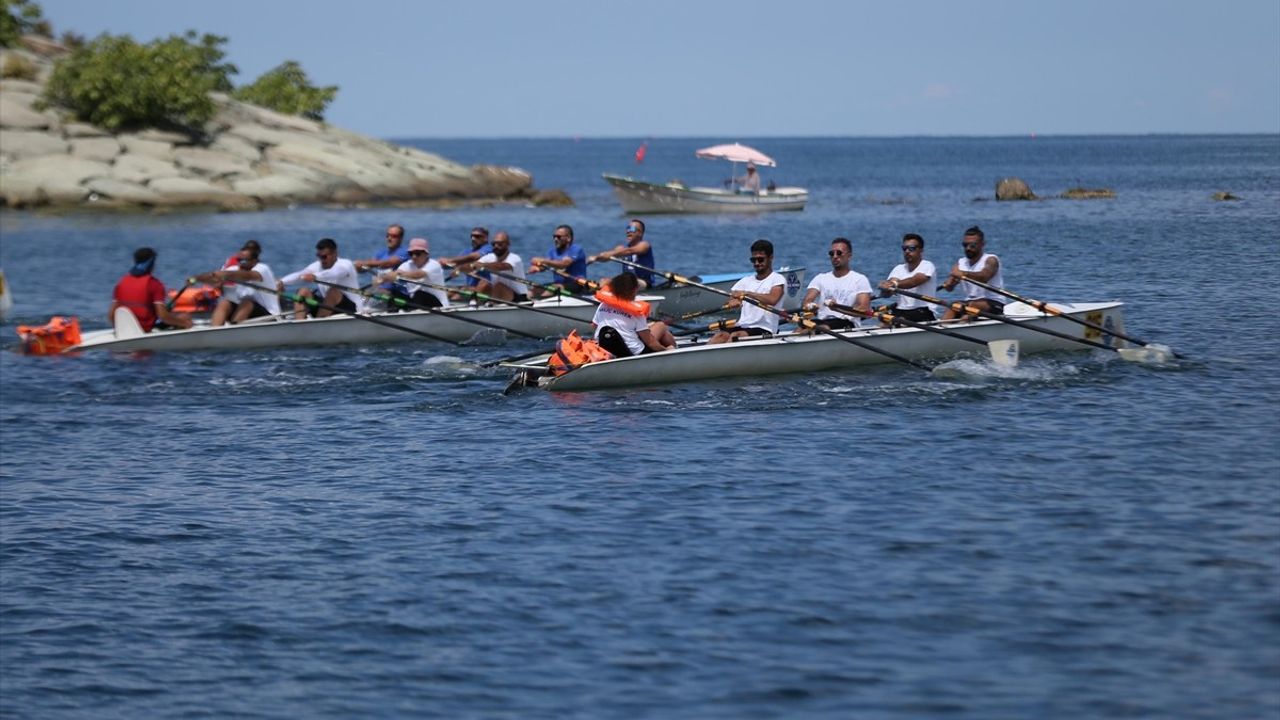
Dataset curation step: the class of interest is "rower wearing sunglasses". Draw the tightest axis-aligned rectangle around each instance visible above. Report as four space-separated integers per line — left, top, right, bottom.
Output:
707 239 787 345
798 237 873 331
939 225 1005 321
588 219 656 289
877 232 940 326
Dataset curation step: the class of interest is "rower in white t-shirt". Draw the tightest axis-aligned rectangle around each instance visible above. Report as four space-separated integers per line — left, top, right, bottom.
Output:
878 232 940 325
939 225 1005 321
708 239 787 344
800 237 873 331
470 231 528 302
277 237 363 320
191 240 281 326
379 237 449 310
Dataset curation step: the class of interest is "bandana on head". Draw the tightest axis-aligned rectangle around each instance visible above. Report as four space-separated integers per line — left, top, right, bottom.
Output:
129 255 156 277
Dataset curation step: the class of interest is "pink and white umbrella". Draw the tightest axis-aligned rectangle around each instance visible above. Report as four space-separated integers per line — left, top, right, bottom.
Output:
693 142 777 167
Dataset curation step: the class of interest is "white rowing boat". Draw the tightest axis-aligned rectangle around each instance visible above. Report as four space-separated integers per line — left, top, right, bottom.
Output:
71 295 642 353
645 267 807 317
503 301 1127 391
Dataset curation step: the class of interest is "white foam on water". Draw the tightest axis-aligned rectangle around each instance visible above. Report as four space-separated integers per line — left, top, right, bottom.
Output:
931 357 1080 382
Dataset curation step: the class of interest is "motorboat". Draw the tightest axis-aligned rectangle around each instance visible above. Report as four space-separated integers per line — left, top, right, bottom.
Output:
603 143 807 214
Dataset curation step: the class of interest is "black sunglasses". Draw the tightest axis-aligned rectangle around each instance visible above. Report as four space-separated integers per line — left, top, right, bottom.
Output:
828 250 847 257
749 256 768 263
408 250 427 255
962 241 979 248
902 245 921 251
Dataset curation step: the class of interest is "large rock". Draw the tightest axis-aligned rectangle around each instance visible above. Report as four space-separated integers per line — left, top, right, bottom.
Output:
118 135 174 160
146 176 259 210
85 177 166 205
112 154 180 184
0 130 68 159
0 35 545 212
70 137 122 163
0 92 53 129
0 155 109 206
173 147 254 178
996 177 1036 201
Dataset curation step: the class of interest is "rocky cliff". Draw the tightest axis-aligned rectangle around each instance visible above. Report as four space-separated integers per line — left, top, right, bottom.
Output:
0 38 548 212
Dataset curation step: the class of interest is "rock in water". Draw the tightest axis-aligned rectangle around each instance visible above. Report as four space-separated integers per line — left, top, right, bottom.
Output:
995 177 1036 201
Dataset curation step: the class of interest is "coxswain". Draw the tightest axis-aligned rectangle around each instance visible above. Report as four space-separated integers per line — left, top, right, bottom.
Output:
592 271 675 357
109 247 193 332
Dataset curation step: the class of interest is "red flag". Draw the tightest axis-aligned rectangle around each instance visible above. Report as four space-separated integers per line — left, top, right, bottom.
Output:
634 142 648 164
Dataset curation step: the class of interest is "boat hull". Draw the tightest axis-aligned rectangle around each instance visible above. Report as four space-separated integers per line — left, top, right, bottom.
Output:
70 296 613 353
508 302 1127 391
603 174 807 214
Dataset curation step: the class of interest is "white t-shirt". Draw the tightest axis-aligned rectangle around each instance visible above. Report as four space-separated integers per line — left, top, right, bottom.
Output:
395 258 449 307
957 253 1004 301
886 259 938 312
806 270 872 320
478 252 526 295
226 261 280 315
280 258 364 310
592 302 649 355
732 271 786 333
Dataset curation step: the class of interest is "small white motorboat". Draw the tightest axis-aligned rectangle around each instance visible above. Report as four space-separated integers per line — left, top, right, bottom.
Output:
603 143 807 214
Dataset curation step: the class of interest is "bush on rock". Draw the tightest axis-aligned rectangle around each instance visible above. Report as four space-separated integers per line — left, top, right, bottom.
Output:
41 31 236 132
233 61 337 122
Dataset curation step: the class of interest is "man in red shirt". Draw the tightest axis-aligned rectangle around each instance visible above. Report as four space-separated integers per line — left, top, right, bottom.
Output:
109 247 193 332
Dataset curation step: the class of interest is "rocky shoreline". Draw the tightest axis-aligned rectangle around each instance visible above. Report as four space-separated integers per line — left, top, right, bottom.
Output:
0 38 567 213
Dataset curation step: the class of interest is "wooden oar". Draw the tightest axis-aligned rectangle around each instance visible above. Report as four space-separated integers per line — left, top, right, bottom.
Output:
311 278 545 340
950 276 1181 359
607 256 933 373
892 287 1147 359
237 280 466 346
827 301 1018 367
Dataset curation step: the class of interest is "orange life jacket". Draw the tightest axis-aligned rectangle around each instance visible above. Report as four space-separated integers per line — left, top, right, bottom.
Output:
548 329 614 376
167 284 221 313
594 287 650 318
17 316 82 355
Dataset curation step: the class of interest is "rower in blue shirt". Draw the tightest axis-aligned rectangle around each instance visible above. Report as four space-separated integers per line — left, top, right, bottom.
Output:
588 218 656 289
353 223 412 292
528 224 590 296
442 226 493 289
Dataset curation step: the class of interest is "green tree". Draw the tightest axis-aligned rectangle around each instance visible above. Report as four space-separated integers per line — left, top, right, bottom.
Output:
0 0 45 47
41 31 237 132
233 61 337 121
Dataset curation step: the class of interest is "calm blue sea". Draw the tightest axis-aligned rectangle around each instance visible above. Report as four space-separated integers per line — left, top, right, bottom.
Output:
2 135 1279 719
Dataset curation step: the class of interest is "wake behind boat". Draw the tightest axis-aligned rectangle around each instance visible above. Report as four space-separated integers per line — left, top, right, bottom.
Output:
503 301 1128 391
68 294 638 353
603 142 808 214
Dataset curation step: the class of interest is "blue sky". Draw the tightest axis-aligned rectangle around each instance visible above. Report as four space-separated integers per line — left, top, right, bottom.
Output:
34 0 1280 139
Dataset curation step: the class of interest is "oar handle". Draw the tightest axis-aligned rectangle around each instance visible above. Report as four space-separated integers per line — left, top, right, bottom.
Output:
827 301 993 348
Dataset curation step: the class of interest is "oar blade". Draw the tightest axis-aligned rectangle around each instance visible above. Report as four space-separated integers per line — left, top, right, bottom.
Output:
1116 343 1176 364
988 339 1020 368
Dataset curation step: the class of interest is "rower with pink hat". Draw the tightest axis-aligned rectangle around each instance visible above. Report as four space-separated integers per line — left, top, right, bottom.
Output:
377 237 450 310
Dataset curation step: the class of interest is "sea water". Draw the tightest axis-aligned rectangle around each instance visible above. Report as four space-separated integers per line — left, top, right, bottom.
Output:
1 135 1278 718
